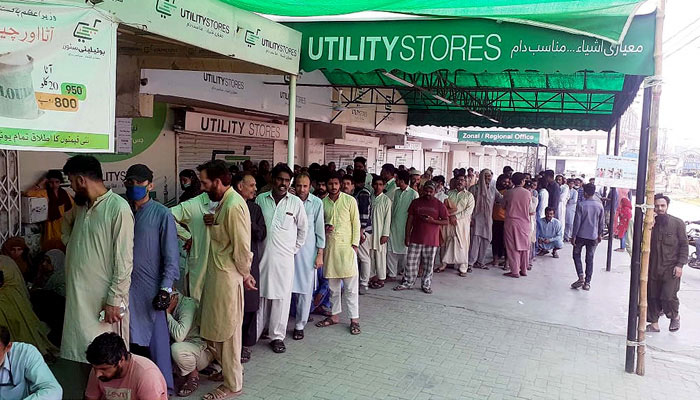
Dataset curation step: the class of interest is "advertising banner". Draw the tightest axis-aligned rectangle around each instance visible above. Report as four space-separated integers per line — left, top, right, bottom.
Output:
95 0 301 74
0 2 117 152
184 111 289 140
595 155 638 189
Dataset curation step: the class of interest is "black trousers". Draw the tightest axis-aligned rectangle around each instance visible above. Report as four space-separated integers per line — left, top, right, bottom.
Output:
241 311 257 347
492 220 507 259
647 270 681 322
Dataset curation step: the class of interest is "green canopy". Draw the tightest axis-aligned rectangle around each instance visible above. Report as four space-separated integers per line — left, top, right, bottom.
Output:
224 0 646 43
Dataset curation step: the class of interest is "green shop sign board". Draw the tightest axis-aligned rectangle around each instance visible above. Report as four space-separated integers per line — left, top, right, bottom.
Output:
92 0 302 74
287 14 654 75
458 130 541 145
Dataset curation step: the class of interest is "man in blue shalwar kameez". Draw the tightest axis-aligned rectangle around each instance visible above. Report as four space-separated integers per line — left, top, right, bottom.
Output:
125 164 180 394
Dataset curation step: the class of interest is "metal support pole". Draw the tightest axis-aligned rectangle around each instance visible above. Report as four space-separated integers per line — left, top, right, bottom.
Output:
625 86 652 373
287 74 297 167
535 145 540 173
544 145 548 170
606 121 622 272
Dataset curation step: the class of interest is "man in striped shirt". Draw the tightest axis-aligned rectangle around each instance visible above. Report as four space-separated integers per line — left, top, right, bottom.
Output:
353 170 373 295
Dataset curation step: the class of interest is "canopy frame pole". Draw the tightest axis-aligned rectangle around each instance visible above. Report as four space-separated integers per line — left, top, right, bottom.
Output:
535 145 540 173
636 0 665 376
606 120 621 272
287 74 297 167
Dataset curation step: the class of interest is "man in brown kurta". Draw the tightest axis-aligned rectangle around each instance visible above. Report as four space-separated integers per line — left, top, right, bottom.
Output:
197 161 255 398
647 194 687 333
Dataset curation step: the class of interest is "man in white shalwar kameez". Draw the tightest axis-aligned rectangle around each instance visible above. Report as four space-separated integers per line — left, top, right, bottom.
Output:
255 164 307 354
442 175 475 276
292 173 325 340
468 169 502 269
369 175 392 288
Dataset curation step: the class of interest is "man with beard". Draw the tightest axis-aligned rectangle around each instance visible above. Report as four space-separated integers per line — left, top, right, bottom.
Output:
60 155 134 371
291 173 325 340
124 164 179 394
646 194 687 332
353 170 373 295
381 163 397 199
503 173 533 278
84 333 167 400
197 160 255 399
441 174 475 276
341 174 354 195
312 170 329 199
409 168 422 191
315 172 362 335
255 164 307 354
233 173 267 363
354 156 374 188
468 169 502 270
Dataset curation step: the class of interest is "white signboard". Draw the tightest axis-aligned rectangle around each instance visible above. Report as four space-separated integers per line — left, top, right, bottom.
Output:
395 141 422 151
115 118 132 153
95 0 301 74
334 132 380 148
0 3 117 152
141 69 332 122
184 111 288 140
595 155 638 189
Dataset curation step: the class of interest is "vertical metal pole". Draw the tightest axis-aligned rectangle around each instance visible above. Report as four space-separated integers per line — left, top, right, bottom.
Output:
606 121 622 272
544 145 548 170
535 145 540 173
287 74 297 167
625 86 651 373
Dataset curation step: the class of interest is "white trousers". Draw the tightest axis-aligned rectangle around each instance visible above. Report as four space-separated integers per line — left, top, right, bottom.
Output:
256 294 292 341
386 241 407 278
357 233 372 288
294 293 313 331
469 235 490 266
171 341 214 376
370 244 388 281
329 275 359 320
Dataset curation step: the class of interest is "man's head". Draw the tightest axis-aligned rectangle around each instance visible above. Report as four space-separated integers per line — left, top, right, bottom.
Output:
453 168 460 178
271 164 293 198
583 183 596 198
544 170 555 183
242 160 253 172
654 193 671 216
295 173 312 201
589 178 596 185
353 170 367 190
346 166 354 176
86 333 130 382
481 169 494 185
555 175 565 185
328 162 336 172
545 207 555 221
0 326 12 367
313 171 329 198
467 167 474 177
503 166 514 177
380 163 396 181
530 179 539 191
432 175 446 191
453 174 466 191
353 157 367 172
409 168 421 188
258 160 270 174
124 164 154 202
396 170 411 190
233 172 257 201
179 169 199 191
63 155 103 206
46 169 64 191
422 180 436 199
372 175 385 196
511 172 526 187
566 178 575 188
326 173 342 197
197 160 231 201
341 174 354 194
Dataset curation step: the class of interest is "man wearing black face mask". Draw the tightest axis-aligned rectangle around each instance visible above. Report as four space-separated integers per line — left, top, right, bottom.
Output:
647 194 688 333
124 164 179 394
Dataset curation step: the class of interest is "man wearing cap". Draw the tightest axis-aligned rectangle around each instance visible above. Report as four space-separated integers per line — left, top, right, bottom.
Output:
409 168 422 192
125 163 180 393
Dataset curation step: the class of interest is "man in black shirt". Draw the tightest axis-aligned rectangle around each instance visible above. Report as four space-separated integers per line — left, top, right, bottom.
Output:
544 170 560 210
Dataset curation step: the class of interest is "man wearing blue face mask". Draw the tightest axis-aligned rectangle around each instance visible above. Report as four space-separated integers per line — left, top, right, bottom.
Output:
124 164 180 395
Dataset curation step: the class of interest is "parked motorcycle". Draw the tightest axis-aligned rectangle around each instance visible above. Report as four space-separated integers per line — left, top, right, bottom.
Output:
686 221 700 269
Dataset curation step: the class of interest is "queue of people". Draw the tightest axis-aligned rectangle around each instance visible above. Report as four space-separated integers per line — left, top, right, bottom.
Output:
0 156 689 400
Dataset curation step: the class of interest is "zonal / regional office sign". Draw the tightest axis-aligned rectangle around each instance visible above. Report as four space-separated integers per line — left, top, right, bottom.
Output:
458 130 540 145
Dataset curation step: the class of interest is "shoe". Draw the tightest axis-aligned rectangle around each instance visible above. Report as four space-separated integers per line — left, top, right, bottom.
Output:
359 285 368 295
422 287 433 294
270 339 286 353
552 252 559 259
669 317 680 332
571 278 585 289
645 324 660 333
582 283 591 291
467 266 473 273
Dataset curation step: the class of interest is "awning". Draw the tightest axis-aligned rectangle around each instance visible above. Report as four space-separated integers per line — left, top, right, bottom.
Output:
223 0 646 44
285 14 655 131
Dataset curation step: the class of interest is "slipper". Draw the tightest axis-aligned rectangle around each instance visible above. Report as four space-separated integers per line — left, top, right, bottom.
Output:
467 266 473 273
202 385 242 400
178 377 199 397
422 287 433 294
474 263 489 270
458 272 468 277
503 272 520 278
240 347 251 364
315 317 338 328
270 339 286 353
350 322 361 335
293 329 304 340
393 285 411 291
645 324 661 333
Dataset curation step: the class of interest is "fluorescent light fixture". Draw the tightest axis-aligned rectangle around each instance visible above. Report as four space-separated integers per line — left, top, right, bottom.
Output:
433 95 452 104
382 72 414 88
469 110 485 117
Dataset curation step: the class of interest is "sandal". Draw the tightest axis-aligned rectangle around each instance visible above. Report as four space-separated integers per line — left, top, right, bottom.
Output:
503 272 520 278
293 329 304 340
202 384 242 400
645 324 660 333
393 285 411 291
241 347 251 364
458 272 468 277
422 287 433 294
178 377 199 397
434 264 447 273
467 266 473 273
474 263 489 270
315 317 338 328
350 322 361 335
270 339 286 353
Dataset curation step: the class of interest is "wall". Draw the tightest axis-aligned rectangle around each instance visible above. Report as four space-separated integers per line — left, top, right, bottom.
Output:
20 103 178 205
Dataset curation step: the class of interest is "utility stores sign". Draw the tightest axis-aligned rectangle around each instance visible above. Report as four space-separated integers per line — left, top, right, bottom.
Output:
458 130 540 145
184 112 288 140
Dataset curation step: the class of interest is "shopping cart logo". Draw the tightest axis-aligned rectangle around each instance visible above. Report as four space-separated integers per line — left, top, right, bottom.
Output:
156 0 177 18
245 29 260 47
73 19 101 42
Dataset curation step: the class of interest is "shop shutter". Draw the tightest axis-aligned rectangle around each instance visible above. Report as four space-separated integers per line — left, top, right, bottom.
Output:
386 149 414 169
324 145 368 171
0 150 21 243
177 133 275 173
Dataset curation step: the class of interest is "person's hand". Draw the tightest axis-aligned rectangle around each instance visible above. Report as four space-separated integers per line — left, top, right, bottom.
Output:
183 239 193 253
380 236 389 245
449 216 457 226
203 213 215 226
314 253 324 269
243 274 257 291
544 239 550 244
167 292 179 314
102 304 123 324
597 235 602 244
325 224 334 234
405 237 410 248
360 232 366 245
352 245 358 253
423 215 435 224
673 266 683 279
152 290 171 311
